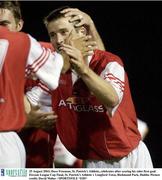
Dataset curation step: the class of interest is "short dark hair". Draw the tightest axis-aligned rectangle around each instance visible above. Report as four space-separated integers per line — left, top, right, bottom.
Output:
43 6 69 26
0 1 22 22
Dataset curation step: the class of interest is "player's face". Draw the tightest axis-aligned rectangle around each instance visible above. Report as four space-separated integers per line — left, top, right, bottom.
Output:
0 8 22 32
47 16 79 52
47 16 85 73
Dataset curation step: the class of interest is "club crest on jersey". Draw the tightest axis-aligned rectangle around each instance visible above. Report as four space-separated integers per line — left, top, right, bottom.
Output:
58 97 104 112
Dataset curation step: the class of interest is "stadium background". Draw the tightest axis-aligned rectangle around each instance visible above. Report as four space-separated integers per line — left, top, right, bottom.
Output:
20 1 162 167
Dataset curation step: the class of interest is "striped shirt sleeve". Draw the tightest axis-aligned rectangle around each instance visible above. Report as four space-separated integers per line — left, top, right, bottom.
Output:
26 85 51 107
25 35 63 90
100 61 125 115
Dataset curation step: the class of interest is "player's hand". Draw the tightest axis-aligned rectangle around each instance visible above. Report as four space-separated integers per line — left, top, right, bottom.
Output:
25 105 58 131
59 44 88 75
66 33 97 57
60 8 93 28
69 35 97 57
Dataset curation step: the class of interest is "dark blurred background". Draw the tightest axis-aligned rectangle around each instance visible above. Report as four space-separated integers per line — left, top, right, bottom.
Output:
20 1 162 167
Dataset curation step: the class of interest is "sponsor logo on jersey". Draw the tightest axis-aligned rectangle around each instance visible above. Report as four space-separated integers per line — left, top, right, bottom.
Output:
58 97 104 112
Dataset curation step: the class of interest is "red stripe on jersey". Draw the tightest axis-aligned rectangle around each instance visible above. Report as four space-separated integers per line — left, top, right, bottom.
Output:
38 82 51 94
25 47 47 75
32 49 50 73
26 48 47 76
26 47 45 71
105 73 125 92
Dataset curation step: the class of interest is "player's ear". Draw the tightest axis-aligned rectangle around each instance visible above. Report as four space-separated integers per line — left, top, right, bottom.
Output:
16 19 24 32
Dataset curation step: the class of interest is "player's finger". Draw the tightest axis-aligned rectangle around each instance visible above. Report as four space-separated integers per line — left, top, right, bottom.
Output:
42 114 57 120
61 8 79 15
85 47 96 52
69 15 83 22
45 114 58 120
82 35 92 41
59 43 74 50
40 111 55 116
82 51 94 57
85 41 97 47
63 12 72 17
74 21 84 27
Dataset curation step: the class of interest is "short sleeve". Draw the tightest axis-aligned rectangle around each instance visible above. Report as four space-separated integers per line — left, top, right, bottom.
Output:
100 61 125 116
25 35 63 90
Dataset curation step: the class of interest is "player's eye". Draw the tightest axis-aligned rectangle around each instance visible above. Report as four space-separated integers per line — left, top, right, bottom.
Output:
61 30 68 36
49 32 56 38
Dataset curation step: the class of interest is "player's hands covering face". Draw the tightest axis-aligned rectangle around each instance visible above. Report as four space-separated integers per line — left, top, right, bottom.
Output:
59 43 88 76
69 35 97 57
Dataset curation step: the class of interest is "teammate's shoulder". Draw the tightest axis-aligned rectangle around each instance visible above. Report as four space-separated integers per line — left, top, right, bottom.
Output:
0 26 27 38
39 41 54 51
95 49 120 59
0 26 9 33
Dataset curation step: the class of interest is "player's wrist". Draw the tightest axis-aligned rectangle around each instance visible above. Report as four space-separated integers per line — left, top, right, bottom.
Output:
78 65 90 77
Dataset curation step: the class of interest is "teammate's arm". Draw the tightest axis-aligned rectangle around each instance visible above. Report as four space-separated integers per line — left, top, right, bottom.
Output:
24 95 31 114
24 105 57 131
24 95 57 131
26 35 63 90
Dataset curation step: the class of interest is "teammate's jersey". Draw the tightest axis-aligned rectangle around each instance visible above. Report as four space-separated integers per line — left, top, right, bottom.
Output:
22 42 56 168
0 27 63 131
24 41 54 93
19 126 57 168
51 49 141 160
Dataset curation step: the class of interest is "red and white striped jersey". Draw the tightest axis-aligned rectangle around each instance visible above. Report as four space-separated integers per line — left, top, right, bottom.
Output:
22 42 56 168
52 49 141 159
0 27 63 131
26 49 141 160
